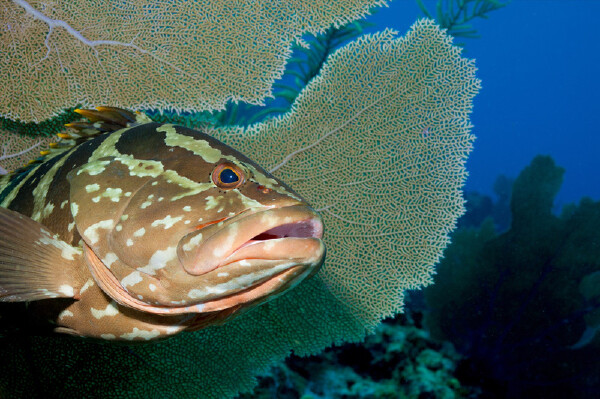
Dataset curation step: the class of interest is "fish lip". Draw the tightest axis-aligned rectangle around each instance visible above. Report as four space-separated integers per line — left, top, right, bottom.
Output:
177 205 324 276
84 241 313 317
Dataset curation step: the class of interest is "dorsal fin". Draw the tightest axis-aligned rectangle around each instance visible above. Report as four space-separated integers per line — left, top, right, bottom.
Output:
5 107 152 180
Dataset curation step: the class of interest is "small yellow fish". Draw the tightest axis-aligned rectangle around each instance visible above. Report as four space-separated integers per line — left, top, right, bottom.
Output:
0 107 325 342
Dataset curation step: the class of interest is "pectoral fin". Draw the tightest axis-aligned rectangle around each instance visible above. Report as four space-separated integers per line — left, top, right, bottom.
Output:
0 207 86 302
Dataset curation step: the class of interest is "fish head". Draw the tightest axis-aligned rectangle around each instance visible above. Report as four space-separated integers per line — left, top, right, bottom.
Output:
69 123 325 323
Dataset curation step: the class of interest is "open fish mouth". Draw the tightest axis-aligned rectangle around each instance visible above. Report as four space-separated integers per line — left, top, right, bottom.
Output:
177 205 325 276
173 204 326 306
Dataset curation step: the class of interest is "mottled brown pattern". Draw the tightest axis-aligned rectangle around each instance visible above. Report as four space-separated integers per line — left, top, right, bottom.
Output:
1 112 325 341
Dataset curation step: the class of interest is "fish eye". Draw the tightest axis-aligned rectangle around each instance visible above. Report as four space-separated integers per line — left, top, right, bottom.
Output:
212 162 245 190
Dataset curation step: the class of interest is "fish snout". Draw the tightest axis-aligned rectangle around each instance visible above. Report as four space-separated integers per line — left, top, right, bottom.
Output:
176 205 325 278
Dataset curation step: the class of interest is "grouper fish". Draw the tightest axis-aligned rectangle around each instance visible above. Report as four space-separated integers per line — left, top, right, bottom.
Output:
0 107 325 342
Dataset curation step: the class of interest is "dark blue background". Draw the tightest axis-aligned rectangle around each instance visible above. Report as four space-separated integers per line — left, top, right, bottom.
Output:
366 0 599 208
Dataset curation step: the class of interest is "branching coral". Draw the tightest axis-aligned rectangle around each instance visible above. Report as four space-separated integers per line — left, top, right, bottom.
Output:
425 155 600 397
1 0 386 122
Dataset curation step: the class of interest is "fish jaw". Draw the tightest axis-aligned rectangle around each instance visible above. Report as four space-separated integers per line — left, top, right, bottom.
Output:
83 205 325 317
174 204 325 304
177 205 324 276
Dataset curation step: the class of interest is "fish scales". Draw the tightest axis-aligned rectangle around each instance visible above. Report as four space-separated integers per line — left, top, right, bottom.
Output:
0 108 325 342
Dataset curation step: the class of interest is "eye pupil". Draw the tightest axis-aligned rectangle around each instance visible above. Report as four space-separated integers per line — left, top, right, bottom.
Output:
212 163 245 189
220 168 239 184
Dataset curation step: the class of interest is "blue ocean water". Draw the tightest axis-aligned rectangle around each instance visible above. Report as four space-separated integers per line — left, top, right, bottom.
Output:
368 0 599 208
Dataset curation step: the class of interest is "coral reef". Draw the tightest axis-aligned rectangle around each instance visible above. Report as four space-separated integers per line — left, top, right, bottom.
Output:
425 155 600 398
239 313 474 399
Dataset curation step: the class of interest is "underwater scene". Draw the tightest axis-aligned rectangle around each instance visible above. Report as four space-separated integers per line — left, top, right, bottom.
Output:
0 0 598 398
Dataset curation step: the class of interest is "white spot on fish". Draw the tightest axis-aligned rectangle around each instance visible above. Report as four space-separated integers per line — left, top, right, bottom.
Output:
92 196 101 203
184 220 191 224
239 260 251 267
141 201 152 209
121 271 143 287
71 202 79 217
148 284 157 292
68 221 75 232
183 206 192 212
104 187 123 202
138 246 177 275
119 158 164 178
58 309 74 319
151 215 183 229
126 239 134 246
120 328 160 341
115 224 123 232
85 183 100 193
133 228 146 237
182 233 203 252
58 284 74 297
205 196 224 211
188 262 296 299
83 220 114 245
91 302 119 319
60 200 68 209
36 235 82 260
41 202 55 218
218 272 229 277
80 279 94 294
125 192 132 197
121 214 129 221
101 334 116 340
165 326 186 335
77 160 111 176
162 127 228 163
103 252 118 268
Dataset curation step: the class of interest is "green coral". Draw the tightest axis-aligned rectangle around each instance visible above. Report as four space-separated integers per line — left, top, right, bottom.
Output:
416 0 508 43
238 317 471 399
425 155 600 397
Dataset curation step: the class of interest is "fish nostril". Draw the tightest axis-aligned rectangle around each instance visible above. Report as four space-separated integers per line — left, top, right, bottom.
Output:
256 185 271 194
